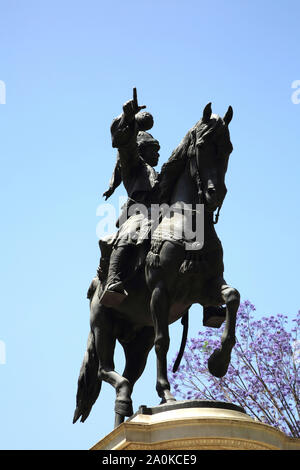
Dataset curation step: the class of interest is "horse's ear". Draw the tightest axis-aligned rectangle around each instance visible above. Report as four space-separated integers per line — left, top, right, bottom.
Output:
202 102 212 123
223 106 233 126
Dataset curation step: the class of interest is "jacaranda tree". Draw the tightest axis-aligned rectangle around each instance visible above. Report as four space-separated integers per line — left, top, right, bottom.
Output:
169 301 300 437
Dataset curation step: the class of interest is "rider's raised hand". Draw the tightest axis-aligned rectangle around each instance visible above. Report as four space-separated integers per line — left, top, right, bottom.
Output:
122 88 146 122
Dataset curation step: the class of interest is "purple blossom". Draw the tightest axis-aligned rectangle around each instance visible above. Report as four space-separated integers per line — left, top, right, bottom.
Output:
168 301 300 437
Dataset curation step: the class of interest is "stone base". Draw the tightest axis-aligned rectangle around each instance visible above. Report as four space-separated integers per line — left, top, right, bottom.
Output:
91 400 300 450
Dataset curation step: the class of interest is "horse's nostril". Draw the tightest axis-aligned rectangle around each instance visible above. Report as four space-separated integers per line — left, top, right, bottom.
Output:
207 187 216 195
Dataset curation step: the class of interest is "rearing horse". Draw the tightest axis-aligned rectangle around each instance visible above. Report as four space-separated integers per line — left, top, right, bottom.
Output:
73 103 240 427
145 102 240 403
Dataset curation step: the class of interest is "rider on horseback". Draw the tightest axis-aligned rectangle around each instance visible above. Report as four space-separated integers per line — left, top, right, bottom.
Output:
98 90 161 307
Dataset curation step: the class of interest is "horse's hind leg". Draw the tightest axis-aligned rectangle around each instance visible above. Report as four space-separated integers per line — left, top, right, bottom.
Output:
92 306 133 427
122 326 154 389
115 326 155 427
208 282 240 378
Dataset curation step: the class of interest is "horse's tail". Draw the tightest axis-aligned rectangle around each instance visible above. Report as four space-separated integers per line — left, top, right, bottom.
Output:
73 331 101 423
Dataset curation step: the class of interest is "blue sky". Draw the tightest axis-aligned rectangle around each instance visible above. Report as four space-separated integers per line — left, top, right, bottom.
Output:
0 0 299 449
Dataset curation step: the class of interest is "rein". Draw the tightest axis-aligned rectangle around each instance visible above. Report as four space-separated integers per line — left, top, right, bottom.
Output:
213 203 222 224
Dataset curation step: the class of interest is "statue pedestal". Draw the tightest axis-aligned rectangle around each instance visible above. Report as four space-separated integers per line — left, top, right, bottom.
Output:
91 400 300 451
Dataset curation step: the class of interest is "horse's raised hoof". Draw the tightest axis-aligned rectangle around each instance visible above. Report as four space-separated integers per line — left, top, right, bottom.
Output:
207 348 231 378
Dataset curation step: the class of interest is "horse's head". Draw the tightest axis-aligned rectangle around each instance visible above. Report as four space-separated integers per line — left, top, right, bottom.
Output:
193 103 233 213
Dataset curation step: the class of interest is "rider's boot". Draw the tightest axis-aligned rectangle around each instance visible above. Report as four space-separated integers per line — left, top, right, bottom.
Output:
99 245 134 307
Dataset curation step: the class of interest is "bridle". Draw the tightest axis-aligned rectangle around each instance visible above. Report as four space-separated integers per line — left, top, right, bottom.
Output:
191 146 223 225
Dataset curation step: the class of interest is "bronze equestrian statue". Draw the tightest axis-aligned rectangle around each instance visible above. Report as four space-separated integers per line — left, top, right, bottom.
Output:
73 90 240 428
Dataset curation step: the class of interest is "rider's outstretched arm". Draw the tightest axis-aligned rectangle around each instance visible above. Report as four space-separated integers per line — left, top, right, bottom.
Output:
102 158 122 200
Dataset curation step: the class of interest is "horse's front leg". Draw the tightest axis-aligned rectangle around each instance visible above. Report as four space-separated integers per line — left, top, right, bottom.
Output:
208 283 240 378
150 281 176 404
